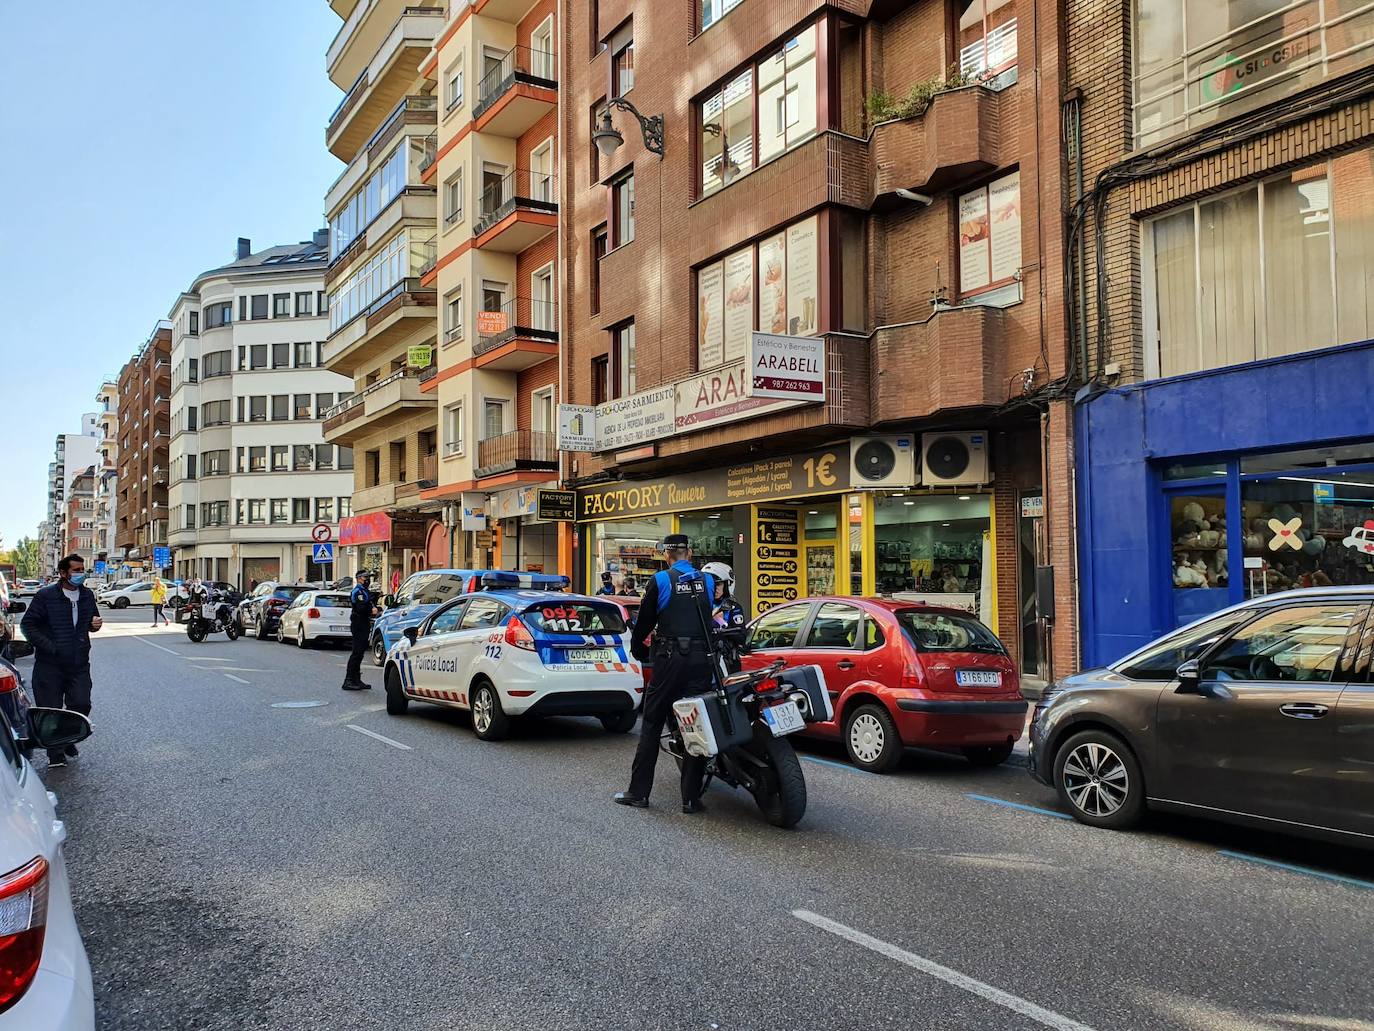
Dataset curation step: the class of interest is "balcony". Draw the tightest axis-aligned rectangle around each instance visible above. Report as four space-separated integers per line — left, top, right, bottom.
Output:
324 278 438 374
472 45 557 137
418 232 437 278
417 130 439 178
323 367 436 445
352 481 399 513
473 298 559 371
871 85 1004 202
473 169 557 252
367 95 437 162
871 305 1011 422
474 430 557 479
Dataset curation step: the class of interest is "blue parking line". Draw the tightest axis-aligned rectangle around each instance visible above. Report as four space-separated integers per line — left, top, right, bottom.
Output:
801 755 861 773
966 793 1073 820
1218 850 1374 890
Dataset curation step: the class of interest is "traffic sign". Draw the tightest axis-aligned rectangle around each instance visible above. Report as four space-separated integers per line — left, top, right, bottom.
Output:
311 523 332 543
312 543 335 563
94 560 107 575
153 546 171 568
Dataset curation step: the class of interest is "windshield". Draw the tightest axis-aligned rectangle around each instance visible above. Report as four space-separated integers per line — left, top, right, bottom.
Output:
397 572 470 606
271 587 308 601
895 609 1005 654
523 602 627 634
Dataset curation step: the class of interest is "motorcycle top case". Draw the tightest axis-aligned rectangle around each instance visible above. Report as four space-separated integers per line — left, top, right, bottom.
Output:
673 688 754 758
774 664 832 723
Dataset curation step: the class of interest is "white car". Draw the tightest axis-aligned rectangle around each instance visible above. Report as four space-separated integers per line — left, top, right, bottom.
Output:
13 581 40 599
384 582 642 740
0 704 95 1030
97 580 142 607
277 591 354 648
99 581 154 609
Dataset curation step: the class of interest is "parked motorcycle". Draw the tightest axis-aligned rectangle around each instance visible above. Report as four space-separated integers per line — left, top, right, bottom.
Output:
186 600 239 644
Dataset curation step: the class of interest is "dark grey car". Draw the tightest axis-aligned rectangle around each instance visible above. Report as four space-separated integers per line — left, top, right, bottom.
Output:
1029 587 1374 847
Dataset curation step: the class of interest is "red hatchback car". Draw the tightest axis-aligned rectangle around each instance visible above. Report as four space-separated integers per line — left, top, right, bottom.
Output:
740 598 1027 772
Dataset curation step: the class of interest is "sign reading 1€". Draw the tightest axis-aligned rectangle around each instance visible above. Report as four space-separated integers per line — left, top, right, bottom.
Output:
752 507 800 617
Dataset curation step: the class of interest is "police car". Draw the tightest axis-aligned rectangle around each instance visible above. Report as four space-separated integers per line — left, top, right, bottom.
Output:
368 568 490 665
383 573 643 740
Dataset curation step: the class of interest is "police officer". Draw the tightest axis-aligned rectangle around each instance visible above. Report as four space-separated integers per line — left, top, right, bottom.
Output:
614 534 715 814
342 570 379 690
595 571 616 596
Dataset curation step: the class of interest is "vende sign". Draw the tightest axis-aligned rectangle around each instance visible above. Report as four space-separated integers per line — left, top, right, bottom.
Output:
747 332 825 400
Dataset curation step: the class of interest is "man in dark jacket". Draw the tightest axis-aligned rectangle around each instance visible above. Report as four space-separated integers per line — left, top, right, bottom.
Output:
342 570 379 690
21 554 102 768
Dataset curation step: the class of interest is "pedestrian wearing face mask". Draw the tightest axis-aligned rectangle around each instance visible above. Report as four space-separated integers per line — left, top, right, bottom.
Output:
20 553 103 769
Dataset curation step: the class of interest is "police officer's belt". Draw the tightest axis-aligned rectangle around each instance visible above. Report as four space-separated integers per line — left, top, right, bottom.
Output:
654 636 708 655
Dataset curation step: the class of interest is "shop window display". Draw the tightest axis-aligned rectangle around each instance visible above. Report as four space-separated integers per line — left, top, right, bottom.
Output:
804 505 838 596
680 510 734 569
872 494 992 623
1240 473 1374 598
591 517 669 591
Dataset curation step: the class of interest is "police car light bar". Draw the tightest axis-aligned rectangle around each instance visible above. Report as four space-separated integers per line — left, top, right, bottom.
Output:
479 572 571 591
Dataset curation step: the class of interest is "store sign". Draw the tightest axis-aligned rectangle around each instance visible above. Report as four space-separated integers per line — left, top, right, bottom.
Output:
340 512 391 546
1020 494 1044 518
675 361 800 434
461 492 488 531
557 404 597 452
492 486 537 521
390 520 429 550
752 506 801 616
577 442 851 520
595 386 676 451
536 489 576 522
406 345 432 368
748 332 825 400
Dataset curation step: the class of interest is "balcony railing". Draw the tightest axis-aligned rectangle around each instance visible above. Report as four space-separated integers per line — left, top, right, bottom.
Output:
417 451 437 486
474 45 557 120
474 297 559 355
474 169 558 236
328 69 369 136
366 94 438 155
418 130 439 175
419 233 438 277
475 430 557 478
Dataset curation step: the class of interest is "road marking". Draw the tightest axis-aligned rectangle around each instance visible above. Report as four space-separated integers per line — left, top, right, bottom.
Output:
346 724 413 751
132 636 181 657
1218 850 1374 890
801 755 860 773
966 793 1072 821
792 910 1097 1031
223 674 251 684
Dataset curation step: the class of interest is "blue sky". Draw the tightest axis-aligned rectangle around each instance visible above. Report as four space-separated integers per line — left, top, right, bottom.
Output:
0 1 343 549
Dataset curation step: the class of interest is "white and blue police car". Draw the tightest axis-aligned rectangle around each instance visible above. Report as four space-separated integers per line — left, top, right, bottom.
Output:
383 572 643 739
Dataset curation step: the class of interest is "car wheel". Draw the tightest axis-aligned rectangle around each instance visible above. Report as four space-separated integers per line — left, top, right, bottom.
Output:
600 710 638 734
385 665 409 716
114 596 129 609
255 617 267 641
962 742 1015 768
1053 729 1145 830
842 704 902 773
275 625 285 644
297 626 309 649
470 681 510 741
371 635 387 666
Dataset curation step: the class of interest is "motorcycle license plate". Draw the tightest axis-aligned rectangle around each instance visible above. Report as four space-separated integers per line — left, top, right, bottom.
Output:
763 700 805 736
955 670 1002 687
567 648 616 664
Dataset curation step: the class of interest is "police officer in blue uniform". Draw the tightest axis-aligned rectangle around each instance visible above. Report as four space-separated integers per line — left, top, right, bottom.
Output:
595 571 616 596
614 534 715 814
342 570 379 690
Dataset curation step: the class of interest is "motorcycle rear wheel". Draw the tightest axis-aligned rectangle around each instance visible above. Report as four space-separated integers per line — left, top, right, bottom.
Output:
751 734 807 829
187 623 207 644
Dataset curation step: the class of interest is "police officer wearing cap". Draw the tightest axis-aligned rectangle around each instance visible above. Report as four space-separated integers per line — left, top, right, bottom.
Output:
342 570 379 690
614 534 715 814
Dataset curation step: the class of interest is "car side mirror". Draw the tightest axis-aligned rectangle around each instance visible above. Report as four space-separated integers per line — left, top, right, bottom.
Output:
28 708 93 749
382 594 396 609
6 601 24 614
7 640 34 659
403 626 419 644
1174 658 1208 695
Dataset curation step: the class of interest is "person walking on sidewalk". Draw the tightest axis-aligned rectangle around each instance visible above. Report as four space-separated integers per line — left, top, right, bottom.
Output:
342 570 379 690
20 554 102 768
150 576 170 627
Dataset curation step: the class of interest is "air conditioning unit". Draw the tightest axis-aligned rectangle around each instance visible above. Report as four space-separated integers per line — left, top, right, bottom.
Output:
921 431 991 487
850 435 917 489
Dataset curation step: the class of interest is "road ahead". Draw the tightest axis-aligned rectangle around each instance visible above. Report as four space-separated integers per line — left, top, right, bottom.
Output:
25 607 1374 1030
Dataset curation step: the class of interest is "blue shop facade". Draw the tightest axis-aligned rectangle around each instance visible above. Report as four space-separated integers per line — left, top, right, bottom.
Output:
1075 339 1374 668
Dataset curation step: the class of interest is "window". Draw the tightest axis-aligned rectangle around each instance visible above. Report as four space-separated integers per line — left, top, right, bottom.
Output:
200 400 230 427
327 231 419 333
959 0 1017 78
249 446 266 473
461 597 508 630
295 292 312 316
444 402 464 455
532 386 554 433
249 396 267 422
250 344 268 369
201 500 229 526
757 28 818 165
748 603 809 650
958 172 1022 298
328 141 411 257
445 169 464 226
237 346 247 371
293 445 314 471
184 504 196 530
188 357 199 383
316 497 335 522
1145 151 1374 380
317 444 335 470
699 69 754 196
251 295 268 320
531 16 556 80
202 351 230 377
272 343 289 369
612 171 635 246
185 454 197 480
482 399 506 440
613 321 636 396
315 393 333 419
444 287 464 344
294 394 313 420
317 291 327 313
271 395 289 421
1203 605 1361 683
186 408 198 431
446 58 464 113
391 441 407 482
480 161 507 219
701 0 743 31
272 294 290 317
591 224 607 314
339 496 352 518
202 450 230 476
239 296 247 322
611 31 634 96
188 310 199 335
429 603 466 636
293 342 313 368
247 499 266 523
802 602 862 648
591 355 610 405
271 445 288 472
292 498 310 523
205 302 232 329
1118 612 1248 680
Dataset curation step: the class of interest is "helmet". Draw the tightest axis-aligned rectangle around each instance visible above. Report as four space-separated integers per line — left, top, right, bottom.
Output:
701 561 735 597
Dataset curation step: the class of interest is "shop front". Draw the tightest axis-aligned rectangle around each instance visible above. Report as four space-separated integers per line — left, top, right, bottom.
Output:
1076 340 1374 667
340 512 433 593
488 485 565 575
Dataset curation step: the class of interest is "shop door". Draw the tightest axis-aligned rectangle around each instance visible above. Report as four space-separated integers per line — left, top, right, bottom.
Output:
1165 485 1230 628
1018 494 1046 679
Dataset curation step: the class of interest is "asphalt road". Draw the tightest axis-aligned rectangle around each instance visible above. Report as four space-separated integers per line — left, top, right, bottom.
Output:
21 606 1374 1030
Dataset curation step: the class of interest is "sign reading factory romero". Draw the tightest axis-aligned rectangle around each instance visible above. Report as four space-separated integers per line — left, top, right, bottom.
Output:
536 488 576 522
576 442 851 520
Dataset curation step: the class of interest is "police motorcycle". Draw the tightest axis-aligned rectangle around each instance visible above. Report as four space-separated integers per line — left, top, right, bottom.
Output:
185 583 239 644
661 567 831 829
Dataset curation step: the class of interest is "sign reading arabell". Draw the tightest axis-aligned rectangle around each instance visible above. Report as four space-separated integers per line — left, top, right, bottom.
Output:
747 332 825 400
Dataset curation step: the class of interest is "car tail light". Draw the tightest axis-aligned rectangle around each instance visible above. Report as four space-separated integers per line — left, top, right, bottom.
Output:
504 616 535 651
307 608 321 619
0 856 48 1015
900 663 924 690
0 668 16 695
465 575 480 593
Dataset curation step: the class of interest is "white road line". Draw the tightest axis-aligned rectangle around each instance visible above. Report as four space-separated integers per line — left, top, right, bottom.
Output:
346 724 413 751
132 636 181 657
223 674 251 684
792 910 1097 1031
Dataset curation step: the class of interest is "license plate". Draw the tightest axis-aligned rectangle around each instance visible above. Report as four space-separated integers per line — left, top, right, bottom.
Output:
329 625 348 633
956 670 1003 687
763 700 806 736
566 648 617 664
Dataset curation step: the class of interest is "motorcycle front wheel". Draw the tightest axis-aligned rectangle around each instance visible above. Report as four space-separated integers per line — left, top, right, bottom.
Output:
186 622 207 644
750 734 807 829
225 622 240 641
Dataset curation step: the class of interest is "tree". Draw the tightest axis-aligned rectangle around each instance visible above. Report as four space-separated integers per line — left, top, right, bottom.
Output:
13 538 41 579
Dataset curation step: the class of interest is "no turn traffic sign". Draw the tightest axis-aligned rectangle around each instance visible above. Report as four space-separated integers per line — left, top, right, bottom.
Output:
311 523 332 543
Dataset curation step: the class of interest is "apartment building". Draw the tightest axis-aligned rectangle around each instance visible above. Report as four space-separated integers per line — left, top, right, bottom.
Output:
66 465 97 564
559 0 1075 678
322 0 444 588
115 324 172 570
413 0 564 574
167 236 355 586
1069 0 1374 665
94 378 119 565
45 417 100 575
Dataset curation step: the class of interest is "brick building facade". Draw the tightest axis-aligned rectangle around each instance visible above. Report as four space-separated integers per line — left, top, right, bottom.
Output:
114 323 172 566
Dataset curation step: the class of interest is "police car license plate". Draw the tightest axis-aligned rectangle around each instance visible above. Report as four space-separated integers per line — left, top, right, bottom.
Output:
955 670 1002 687
567 648 617 664
763 700 805 736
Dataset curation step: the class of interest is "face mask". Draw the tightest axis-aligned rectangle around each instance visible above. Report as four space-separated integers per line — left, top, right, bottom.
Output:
68 573 86 586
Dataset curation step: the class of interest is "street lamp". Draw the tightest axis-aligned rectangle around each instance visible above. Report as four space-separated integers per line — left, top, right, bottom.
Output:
592 97 666 160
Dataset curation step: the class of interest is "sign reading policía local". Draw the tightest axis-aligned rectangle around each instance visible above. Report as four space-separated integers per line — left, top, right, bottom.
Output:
747 332 825 400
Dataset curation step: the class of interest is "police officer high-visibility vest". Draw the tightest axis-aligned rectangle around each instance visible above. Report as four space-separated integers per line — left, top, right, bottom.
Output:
650 561 716 642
